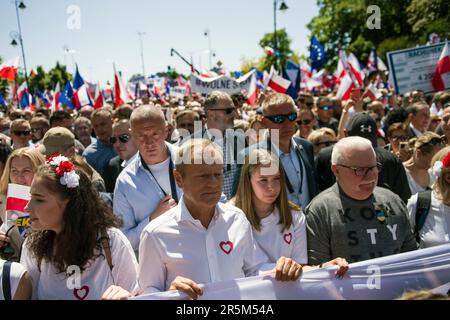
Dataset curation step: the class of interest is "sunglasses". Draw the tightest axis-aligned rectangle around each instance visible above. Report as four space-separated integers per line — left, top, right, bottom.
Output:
12 130 31 136
209 108 235 115
391 135 408 142
337 162 382 177
265 112 297 124
314 140 336 147
319 106 334 111
110 134 130 144
419 136 448 149
297 119 313 126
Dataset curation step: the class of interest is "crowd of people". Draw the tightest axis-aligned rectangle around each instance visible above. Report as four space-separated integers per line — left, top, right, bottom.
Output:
0 82 449 300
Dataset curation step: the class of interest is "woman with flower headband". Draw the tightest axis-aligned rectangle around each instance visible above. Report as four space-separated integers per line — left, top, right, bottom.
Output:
20 155 139 300
407 147 450 248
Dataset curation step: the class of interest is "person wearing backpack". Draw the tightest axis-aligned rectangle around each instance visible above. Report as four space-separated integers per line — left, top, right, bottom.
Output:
407 147 450 248
0 258 32 300
20 155 139 300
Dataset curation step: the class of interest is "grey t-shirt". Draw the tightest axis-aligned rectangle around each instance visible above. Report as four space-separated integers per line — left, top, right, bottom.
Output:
305 184 417 264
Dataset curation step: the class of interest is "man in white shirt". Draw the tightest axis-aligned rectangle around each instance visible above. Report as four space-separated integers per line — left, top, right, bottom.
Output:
138 139 303 299
113 105 181 251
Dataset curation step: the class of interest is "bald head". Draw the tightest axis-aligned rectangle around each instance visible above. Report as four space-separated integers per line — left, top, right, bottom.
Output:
130 104 166 128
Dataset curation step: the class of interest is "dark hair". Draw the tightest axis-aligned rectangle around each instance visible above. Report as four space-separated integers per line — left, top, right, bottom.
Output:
26 164 120 273
385 107 408 128
49 110 72 127
0 143 12 164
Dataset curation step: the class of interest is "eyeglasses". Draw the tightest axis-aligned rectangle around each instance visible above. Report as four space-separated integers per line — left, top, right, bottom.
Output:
319 106 334 111
209 108 235 115
419 135 448 149
12 130 31 136
265 112 297 124
297 119 313 126
109 133 130 144
314 140 337 147
337 162 382 177
391 135 408 142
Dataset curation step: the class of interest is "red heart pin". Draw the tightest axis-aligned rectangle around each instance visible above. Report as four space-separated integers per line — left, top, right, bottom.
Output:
283 233 292 244
219 241 233 254
73 285 90 300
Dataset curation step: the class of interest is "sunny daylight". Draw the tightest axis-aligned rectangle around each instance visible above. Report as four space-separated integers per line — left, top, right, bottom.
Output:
0 0 449 307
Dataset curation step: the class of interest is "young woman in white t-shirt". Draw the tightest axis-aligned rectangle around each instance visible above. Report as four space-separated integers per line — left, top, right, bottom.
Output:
407 147 450 248
231 149 348 276
20 156 139 300
0 258 32 300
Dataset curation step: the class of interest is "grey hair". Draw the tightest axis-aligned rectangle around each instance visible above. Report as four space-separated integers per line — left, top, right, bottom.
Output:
331 136 375 165
175 138 223 173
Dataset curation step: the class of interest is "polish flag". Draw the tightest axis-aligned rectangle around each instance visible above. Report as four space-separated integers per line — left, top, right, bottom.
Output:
94 84 104 109
336 74 356 101
300 60 313 78
432 40 450 91
73 83 93 108
6 184 31 213
268 72 291 94
335 51 364 87
0 56 20 81
364 83 382 101
50 82 61 112
247 73 258 106
113 63 131 108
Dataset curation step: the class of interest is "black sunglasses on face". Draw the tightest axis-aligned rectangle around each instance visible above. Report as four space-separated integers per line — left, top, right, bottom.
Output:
297 119 313 126
315 140 336 147
110 134 130 144
265 112 297 124
13 130 31 136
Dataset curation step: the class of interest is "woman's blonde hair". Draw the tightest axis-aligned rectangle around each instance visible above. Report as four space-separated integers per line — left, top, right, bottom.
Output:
0 147 45 194
307 128 336 145
431 146 450 203
232 149 298 232
412 132 442 155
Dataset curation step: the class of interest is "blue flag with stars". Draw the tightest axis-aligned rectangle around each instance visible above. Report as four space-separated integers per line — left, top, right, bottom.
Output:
60 81 74 109
310 35 327 71
0 93 7 108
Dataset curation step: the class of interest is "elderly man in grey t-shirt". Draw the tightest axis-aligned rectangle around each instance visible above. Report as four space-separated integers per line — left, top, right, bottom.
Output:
306 136 417 264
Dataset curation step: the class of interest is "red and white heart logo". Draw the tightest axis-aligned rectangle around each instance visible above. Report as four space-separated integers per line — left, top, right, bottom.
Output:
219 241 234 254
73 285 90 300
283 233 292 245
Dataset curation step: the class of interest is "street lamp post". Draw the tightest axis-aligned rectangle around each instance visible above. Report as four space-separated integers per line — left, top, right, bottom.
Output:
204 29 213 70
12 0 29 86
273 0 288 71
137 32 146 78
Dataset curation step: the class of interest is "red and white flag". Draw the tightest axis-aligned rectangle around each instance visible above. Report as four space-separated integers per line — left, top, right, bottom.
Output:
268 72 291 94
432 40 450 92
50 82 61 113
73 83 93 108
364 83 383 101
247 73 258 106
335 51 364 87
0 56 20 81
94 83 104 109
6 184 31 213
264 46 275 56
113 63 131 108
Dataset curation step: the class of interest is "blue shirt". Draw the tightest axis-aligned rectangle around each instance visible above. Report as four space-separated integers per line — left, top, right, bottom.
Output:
83 139 117 175
275 139 311 208
113 142 182 250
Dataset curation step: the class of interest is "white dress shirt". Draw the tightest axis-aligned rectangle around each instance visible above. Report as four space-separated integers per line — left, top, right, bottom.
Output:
253 207 308 264
138 198 270 294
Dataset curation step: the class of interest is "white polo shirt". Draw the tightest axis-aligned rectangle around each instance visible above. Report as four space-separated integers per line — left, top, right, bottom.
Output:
138 198 270 294
253 207 308 265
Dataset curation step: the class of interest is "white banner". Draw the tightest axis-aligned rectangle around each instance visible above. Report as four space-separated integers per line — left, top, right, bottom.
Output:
190 70 255 95
170 86 187 98
134 244 450 300
387 42 448 95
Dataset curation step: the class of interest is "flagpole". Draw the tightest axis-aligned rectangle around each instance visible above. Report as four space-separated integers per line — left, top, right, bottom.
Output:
137 32 146 77
273 0 278 71
14 0 28 87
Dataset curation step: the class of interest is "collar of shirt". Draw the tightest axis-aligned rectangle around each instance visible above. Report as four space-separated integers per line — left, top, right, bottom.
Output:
409 123 424 137
121 152 138 168
175 196 220 229
131 141 177 174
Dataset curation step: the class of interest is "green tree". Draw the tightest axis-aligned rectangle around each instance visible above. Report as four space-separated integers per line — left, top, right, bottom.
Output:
47 62 72 90
259 28 293 71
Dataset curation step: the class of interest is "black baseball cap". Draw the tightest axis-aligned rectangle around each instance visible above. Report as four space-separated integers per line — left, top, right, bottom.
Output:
346 112 378 148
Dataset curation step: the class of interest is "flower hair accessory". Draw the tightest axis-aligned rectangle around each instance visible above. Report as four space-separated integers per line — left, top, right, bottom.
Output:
430 151 450 181
46 155 80 188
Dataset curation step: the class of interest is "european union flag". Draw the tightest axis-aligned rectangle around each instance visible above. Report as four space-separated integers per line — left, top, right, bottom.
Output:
0 93 7 108
60 81 74 109
73 65 85 90
310 35 327 71
282 60 301 100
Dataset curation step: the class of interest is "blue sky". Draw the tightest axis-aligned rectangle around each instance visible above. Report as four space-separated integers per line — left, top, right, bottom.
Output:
0 0 318 85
